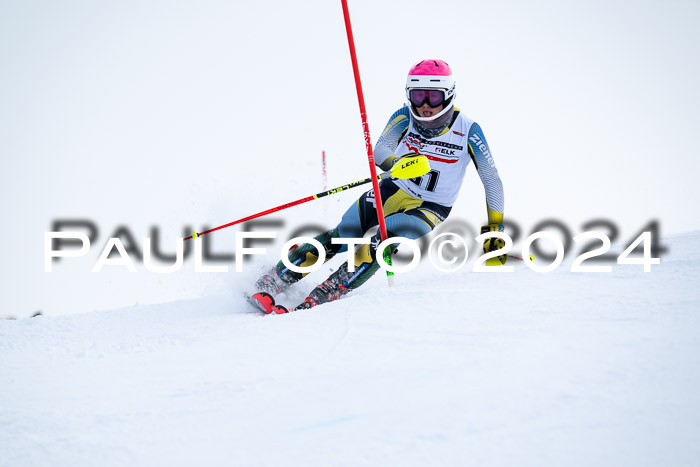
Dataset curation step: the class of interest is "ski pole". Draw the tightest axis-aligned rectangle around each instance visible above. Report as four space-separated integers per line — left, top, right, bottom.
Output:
184 156 430 241
507 254 536 262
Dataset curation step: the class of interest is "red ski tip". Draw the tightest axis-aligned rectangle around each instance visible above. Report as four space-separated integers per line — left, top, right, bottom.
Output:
270 305 290 314
251 292 275 314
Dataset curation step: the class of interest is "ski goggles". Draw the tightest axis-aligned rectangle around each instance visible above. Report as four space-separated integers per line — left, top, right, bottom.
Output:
408 89 446 108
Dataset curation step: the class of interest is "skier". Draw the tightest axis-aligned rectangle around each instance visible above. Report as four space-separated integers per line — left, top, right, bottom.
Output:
251 59 505 313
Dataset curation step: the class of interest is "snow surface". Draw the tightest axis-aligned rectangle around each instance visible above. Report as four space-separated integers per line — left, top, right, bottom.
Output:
2 232 699 467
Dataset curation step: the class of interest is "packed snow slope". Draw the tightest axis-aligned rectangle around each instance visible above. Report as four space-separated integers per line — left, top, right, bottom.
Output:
2 231 699 467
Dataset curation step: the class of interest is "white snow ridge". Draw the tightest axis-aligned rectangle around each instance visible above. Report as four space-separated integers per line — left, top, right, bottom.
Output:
2 232 699 467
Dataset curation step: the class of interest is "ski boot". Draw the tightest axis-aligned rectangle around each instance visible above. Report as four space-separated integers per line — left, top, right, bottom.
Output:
293 263 351 311
254 270 288 297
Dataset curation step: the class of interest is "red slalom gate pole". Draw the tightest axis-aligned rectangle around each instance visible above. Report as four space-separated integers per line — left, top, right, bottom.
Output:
340 0 393 284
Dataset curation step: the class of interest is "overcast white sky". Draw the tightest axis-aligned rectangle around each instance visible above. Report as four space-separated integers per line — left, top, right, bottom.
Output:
1 0 699 316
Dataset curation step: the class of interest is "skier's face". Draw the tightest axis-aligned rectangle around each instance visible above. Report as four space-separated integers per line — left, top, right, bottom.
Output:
416 102 444 118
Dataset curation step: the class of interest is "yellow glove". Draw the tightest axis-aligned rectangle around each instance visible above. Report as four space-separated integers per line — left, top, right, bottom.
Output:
481 223 507 265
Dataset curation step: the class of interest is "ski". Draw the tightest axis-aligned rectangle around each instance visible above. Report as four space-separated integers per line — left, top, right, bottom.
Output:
248 292 291 315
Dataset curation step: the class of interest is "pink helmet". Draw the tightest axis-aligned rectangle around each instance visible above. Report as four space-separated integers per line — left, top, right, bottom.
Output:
405 59 456 123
